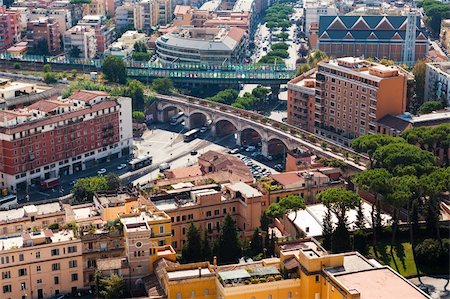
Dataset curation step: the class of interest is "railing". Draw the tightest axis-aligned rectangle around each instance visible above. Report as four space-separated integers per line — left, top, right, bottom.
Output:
156 93 369 168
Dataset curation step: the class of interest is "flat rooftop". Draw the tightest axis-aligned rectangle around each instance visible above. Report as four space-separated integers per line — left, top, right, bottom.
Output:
0 202 63 222
226 182 262 198
325 253 376 275
0 229 76 251
333 267 429 299
279 239 326 258
167 268 213 280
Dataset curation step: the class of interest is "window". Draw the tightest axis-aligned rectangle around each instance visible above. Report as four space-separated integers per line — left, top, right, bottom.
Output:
69 260 77 268
19 254 24 261
191 290 196 297
206 211 212 217
214 209 219 215
68 246 77 253
71 273 78 281
159 226 164 234
52 263 60 271
36 251 41 258
288 291 292 298
2 271 11 279
18 268 27 276
54 276 59 284
315 275 320 283
21 282 26 290
204 289 209 295
51 249 60 256
37 265 41 272
268 295 272 299
176 292 182 299
37 279 42 284
3 285 11 293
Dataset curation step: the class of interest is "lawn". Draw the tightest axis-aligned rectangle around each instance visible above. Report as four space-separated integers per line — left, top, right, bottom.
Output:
368 239 449 277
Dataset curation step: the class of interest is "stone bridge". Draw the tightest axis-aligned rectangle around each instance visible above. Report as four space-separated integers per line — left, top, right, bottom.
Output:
153 94 368 171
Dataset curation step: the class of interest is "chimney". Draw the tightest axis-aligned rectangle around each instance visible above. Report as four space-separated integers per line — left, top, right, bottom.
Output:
198 266 202 278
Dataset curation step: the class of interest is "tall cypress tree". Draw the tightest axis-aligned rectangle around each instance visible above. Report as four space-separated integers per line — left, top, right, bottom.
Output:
250 228 263 258
218 214 241 264
202 229 212 262
182 223 202 263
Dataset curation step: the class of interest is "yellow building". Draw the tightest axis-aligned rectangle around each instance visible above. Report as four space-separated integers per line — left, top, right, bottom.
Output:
93 189 145 222
151 238 430 299
0 229 83 299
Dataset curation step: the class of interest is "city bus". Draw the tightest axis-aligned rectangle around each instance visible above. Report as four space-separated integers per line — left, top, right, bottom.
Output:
183 128 200 142
40 178 60 190
128 155 153 171
170 112 185 125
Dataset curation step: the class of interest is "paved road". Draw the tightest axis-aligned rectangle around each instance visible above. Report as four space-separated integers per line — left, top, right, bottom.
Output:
410 276 450 299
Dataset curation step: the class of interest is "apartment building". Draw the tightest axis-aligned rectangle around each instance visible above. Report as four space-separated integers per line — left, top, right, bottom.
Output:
0 6 19 52
0 90 132 192
77 15 115 56
64 25 97 58
93 189 145 222
115 4 135 31
0 229 83 299
304 0 337 38
26 17 61 55
106 30 148 58
151 182 262 251
424 61 450 107
287 58 408 145
152 238 430 299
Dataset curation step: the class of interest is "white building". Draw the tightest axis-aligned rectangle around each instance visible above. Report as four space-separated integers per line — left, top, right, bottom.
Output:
304 0 338 37
424 61 450 107
64 25 97 58
106 30 147 58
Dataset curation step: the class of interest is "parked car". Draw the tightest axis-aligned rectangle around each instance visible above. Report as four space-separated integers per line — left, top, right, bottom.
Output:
190 150 198 156
228 148 240 154
200 126 208 133
117 163 127 170
246 146 256 152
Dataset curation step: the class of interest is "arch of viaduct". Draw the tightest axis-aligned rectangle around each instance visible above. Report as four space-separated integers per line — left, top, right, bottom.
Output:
156 102 295 157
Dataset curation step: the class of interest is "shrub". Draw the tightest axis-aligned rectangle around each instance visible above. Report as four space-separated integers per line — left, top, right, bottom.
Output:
415 238 450 266
251 278 259 284
13 62 21 69
48 223 60 230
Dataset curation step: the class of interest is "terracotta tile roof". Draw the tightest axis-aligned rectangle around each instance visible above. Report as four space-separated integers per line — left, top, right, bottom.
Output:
68 90 110 102
167 165 203 179
28 99 71 113
0 110 30 121
0 100 118 134
227 27 246 42
174 5 191 14
97 257 127 271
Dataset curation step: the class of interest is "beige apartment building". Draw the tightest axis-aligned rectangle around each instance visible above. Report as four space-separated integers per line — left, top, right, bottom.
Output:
151 182 262 251
288 57 408 145
0 229 83 299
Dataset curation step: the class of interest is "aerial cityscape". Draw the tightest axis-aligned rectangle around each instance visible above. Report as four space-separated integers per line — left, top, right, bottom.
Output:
0 0 449 297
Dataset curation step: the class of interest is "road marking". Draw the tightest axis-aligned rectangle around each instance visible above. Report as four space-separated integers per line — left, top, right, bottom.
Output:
38 192 49 196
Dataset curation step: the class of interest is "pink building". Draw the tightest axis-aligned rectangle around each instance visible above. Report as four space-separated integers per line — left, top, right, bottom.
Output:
0 6 19 52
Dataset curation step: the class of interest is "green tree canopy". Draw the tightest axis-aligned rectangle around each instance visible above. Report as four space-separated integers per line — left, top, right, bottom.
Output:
132 111 145 122
99 274 126 298
250 228 264 258
351 134 406 167
218 214 242 264
152 78 174 95
271 43 289 50
252 87 270 100
133 41 148 53
318 188 360 222
124 79 145 110
278 195 305 221
102 56 127 84
71 176 109 203
418 100 444 114
182 223 203 263
207 89 239 104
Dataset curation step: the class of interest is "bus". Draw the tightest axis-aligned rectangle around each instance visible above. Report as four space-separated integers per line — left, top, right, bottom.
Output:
40 178 60 190
183 128 200 142
170 112 185 125
128 155 152 171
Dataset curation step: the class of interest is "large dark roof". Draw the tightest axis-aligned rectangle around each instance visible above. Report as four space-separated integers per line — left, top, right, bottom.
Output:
377 114 411 131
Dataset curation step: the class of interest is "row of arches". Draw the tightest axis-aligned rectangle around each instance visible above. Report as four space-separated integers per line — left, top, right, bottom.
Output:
160 105 288 156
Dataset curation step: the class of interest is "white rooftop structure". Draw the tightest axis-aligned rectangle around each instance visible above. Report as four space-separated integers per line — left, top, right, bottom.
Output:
167 268 212 280
0 202 63 223
199 0 221 11
232 0 254 12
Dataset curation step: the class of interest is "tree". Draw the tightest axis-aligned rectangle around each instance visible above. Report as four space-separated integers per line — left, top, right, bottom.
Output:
152 78 173 95
43 72 58 84
124 79 145 110
13 62 21 69
322 208 333 250
421 0 450 36
275 32 289 41
260 211 270 232
353 169 392 253
132 51 151 61
71 176 109 203
69 46 81 58
217 214 241 264
102 56 127 84
354 200 366 232
267 49 289 58
250 228 263 258
412 60 427 111
32 39 49 55
278 195 305 222
202 230 212 262
132 111 145 122
99 274 126 298
252 87 270 100
182 223 203 263
133 41 148 53
318 188 360 252
351 134 405 167
373 142 437 176
418 100 443 114
105 173 121 190
271 43 289 50
207 89 239 104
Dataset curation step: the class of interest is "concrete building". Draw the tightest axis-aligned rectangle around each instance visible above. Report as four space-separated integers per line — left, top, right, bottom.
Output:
304 0 337 38
106 30 147 58
26 17 61 55
0 90 132 192
150 182 262 252
82 0 115 17
64 25 97 58
134 0 157 33
115 4 135 31
287 58 408 145
0 78 46 106
151 238 430 299
0 228 84 299
317 14 429 64
424 61 450 107
156 27 248 65
77 15 115 56
0 6 20 52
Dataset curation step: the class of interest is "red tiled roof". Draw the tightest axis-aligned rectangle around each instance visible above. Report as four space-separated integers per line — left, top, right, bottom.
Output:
167 165 203 179
227 27 246 42
68 90 110 102
28 99 71 113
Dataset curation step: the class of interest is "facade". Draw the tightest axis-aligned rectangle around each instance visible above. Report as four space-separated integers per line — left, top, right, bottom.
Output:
64 25 97 58
0 229 84 299
153 238 430 299
151 182 262 252
304 0 337 38
287 58 408 145
0 90 132 192
115 4 135 31
133 0 172 32
26 17 61 55
0 78 42 105
106 30 147 58
77 15 115 56
156 27 248 65
317 15 429 64
424 61 450 107
0 6 19 52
